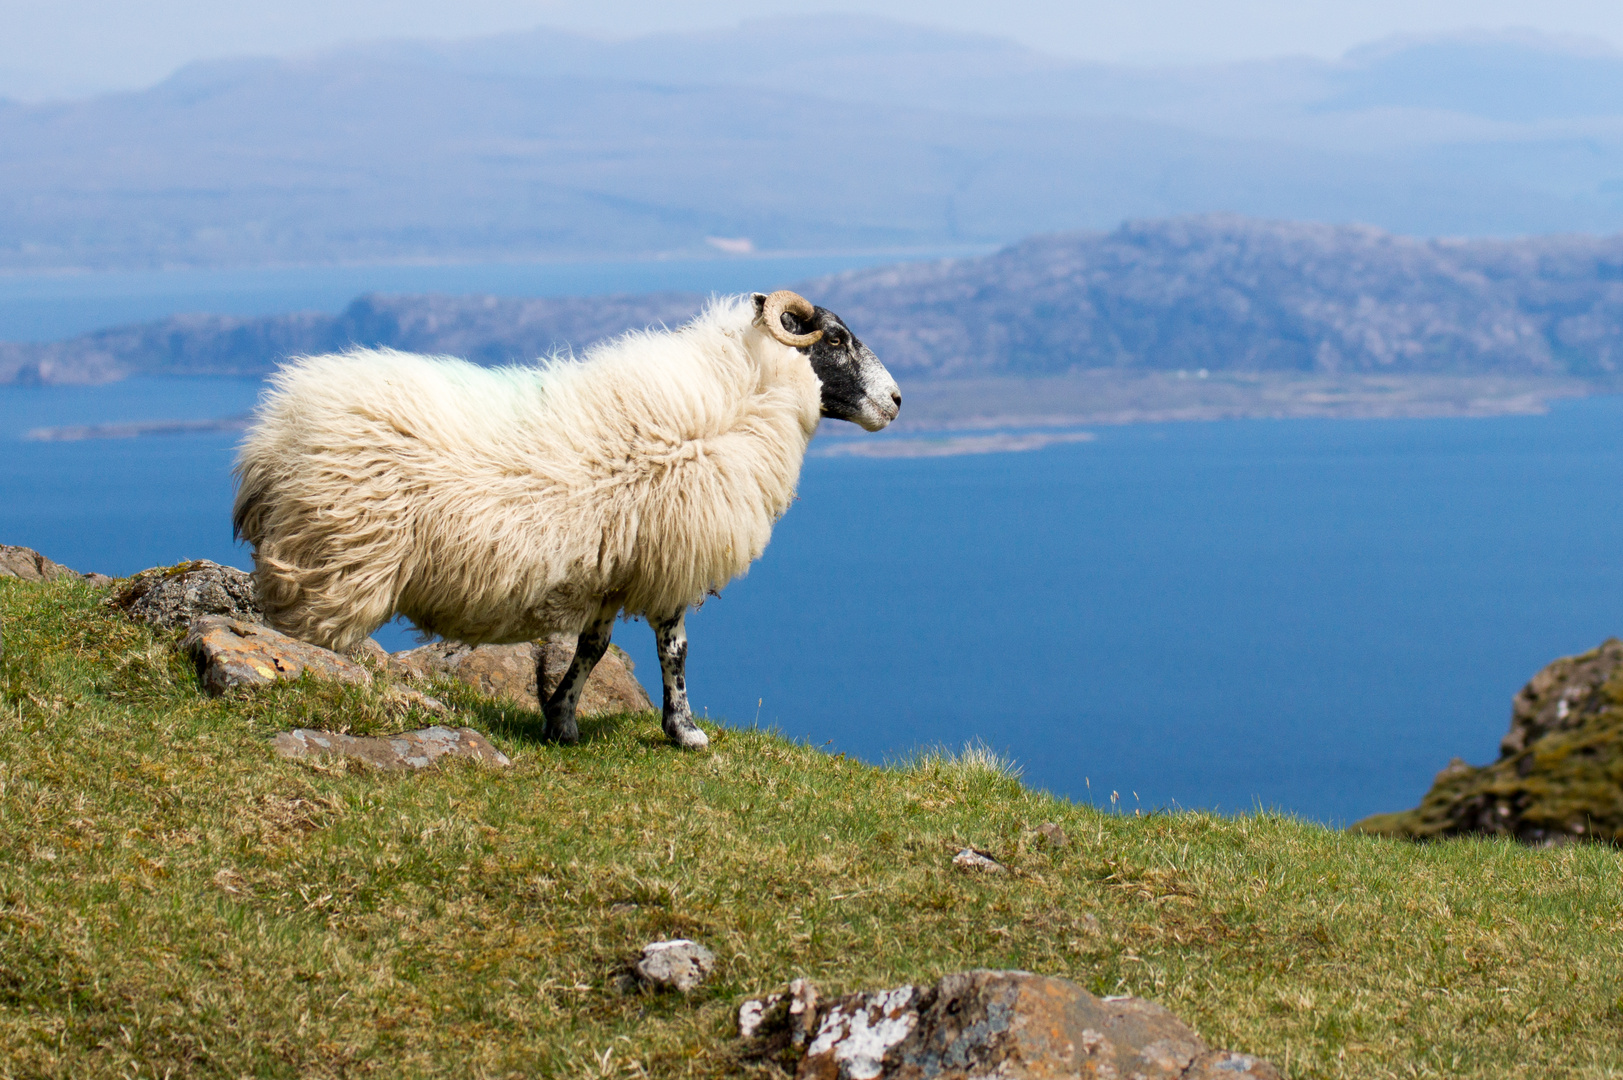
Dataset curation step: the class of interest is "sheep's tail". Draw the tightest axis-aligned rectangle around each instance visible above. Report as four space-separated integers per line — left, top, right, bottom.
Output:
230 374 403 652
231 473 264 545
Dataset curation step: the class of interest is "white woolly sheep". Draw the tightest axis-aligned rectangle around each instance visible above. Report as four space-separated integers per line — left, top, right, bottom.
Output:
232 291 901 748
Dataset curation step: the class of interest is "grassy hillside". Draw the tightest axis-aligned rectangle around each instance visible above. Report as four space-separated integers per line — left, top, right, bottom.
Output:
3 575 1622 1078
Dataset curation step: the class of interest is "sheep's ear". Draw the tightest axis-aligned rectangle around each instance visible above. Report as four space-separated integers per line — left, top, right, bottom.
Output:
751 293 768 319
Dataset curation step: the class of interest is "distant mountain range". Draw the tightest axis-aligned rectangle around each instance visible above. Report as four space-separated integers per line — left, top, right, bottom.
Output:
6 216 1622 386
6 20 1623 271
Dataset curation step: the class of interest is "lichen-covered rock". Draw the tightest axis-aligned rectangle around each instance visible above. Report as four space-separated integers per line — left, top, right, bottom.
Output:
1352 638 1623 844
109 560 263 631
739 978 820 1046
184 616 371 695
1 544 85 582
272 725 509 770
740 971 1281 1080
633 939 715 992
391 638 652 714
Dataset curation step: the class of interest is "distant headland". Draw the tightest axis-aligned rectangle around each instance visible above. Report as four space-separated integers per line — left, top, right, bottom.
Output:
4 216 1621 428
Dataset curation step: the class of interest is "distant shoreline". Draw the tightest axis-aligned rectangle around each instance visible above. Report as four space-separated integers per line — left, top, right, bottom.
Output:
875 372 1601 431
11 373 1606 457
23 416 250 442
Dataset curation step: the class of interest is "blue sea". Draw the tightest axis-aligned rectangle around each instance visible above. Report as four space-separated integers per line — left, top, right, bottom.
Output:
6 371 1622 826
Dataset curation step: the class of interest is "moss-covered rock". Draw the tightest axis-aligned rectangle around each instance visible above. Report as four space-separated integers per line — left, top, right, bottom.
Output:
1352 639 1623 844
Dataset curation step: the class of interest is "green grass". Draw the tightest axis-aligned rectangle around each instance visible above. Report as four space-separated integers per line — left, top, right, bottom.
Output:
3 576 1623 1079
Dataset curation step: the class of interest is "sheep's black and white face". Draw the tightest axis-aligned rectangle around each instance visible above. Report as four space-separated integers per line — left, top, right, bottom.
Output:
753 293 901 431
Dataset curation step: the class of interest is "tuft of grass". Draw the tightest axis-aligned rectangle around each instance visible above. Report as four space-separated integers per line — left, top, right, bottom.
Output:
2 575 1623 1078
893 739 1025 784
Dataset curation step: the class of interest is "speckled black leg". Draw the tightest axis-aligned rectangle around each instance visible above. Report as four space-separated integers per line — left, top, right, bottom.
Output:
651 609 708 749
542 605 617 744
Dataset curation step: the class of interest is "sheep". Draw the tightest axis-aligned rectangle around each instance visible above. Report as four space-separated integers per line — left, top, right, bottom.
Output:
232 291 901 749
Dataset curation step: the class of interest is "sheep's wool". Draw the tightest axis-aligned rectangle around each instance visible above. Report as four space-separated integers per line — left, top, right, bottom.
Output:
233 296 823 651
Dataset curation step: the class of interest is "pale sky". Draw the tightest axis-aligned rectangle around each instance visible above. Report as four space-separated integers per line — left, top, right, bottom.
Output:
5 0 1623 99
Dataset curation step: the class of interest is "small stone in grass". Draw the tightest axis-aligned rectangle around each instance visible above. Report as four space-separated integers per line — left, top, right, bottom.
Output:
1035 821 1069 848
952 847 1005 873
634 939 714 992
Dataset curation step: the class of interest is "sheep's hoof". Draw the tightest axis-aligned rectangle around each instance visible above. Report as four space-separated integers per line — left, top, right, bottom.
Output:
665 720 710 751
543 719 580 745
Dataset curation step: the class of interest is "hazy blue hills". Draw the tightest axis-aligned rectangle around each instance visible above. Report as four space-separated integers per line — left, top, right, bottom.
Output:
0 292 707 384
372 20 1623 136
7 21 1623 271
6 216 1623 387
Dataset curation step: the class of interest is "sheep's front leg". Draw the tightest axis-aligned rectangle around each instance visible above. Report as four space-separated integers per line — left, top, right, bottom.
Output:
542 604 617 744
651 610 709 750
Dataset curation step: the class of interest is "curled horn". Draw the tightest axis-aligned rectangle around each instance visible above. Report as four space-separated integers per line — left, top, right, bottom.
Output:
759 290 823 348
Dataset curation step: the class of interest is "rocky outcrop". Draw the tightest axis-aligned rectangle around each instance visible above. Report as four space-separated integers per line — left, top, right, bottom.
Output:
391 638 653 715
0 543 109 585
1352 639 1623 844
739 970 1280 1080
184 616 372 695
272 726 510 770
109 560 263 631
42 552 653 717
0 544 80 582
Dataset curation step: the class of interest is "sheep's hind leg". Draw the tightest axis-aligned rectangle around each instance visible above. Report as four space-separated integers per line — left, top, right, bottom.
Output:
542 604 617 744
652 610 708 750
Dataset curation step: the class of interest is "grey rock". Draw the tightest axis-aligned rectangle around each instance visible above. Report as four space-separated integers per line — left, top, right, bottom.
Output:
272 725 511 770
741 970 1282 1080
0 544 83 582
110 560 262 631
633 939 715 992
183 616 371 695
951 847 1005 873
1034 821 1068 848
391 637 652 715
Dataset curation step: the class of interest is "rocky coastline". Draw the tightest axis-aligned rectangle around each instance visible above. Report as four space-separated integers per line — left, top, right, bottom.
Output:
1354 639 1623 845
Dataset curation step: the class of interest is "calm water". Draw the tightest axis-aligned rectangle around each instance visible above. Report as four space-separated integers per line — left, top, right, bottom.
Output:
0 252 979 342
5 377 1622 826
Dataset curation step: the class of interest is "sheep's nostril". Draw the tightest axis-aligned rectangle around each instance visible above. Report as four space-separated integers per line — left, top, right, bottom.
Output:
891 391 902 408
